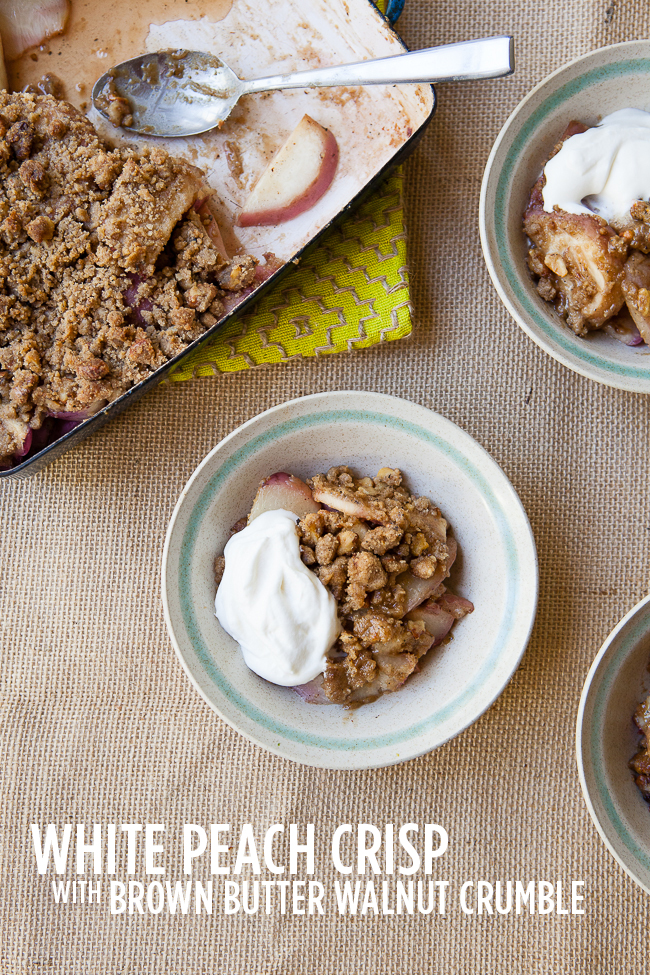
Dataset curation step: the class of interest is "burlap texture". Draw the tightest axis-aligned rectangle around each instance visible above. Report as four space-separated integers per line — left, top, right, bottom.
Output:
3 1 650 972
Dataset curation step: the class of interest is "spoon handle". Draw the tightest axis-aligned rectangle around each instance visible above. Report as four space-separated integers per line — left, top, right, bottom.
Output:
241 36 514 95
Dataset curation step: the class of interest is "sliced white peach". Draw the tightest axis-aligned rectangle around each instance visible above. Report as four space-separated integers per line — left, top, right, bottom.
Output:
401 569 444 614
293 676 331 705
406 601 456 647
311 484 368 519
370 652 418 693
239 114 338 227
248 471 320 523
0 0 69 60
310 483 391 525
437 592 474 620
193 196 228 261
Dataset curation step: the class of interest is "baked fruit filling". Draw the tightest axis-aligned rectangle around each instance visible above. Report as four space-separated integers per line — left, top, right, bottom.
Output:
0 91 261 468
524 119 650 345
214 466 474 706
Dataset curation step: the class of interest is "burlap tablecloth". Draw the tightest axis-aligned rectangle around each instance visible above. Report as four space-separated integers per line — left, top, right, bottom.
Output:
3 1 650 972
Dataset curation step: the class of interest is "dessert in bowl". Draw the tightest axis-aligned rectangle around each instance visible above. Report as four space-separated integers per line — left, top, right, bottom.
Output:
161 391 538 769
480 40 650 392
524 110 650 348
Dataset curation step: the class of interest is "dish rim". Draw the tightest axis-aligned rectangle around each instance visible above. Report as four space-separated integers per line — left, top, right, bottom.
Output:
479 39 650 393
161 389 539 769
576 592 650 895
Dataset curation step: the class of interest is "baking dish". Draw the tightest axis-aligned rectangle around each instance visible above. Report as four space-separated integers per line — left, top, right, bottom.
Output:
2 0 435 479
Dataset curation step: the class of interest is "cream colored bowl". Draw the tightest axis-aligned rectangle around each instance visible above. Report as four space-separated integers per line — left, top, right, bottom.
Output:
162 391 538 769
480 41 650 392
577 595 650 894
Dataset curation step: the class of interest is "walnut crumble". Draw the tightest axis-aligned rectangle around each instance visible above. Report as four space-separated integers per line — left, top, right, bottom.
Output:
0 91 259 466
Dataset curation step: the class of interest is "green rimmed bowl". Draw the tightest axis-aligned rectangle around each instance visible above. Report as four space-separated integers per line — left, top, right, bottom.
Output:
480 41 650 393
161 391 538 769
577 595 650 894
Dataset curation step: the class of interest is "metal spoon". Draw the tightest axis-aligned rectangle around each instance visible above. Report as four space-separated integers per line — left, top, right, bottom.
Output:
92 36 514 138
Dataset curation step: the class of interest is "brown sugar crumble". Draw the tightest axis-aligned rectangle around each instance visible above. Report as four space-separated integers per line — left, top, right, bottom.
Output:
215 466 474 707
0 91 259 467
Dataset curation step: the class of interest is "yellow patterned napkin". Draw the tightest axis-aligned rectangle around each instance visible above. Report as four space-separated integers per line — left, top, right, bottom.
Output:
168 0 412 380
169 169 411 379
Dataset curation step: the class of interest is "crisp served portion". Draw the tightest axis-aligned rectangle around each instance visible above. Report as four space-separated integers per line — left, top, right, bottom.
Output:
214 466 473 706
524 108 650 346
0 90 261 468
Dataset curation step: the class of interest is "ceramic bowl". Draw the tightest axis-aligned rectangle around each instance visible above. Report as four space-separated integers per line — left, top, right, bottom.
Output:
161 391 538 769
480 41 650 393
577 595 650 894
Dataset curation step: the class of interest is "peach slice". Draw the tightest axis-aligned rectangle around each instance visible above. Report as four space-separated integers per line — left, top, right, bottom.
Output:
362 653 418 696
193 196 228 261
406 601 456 647
293 676 330 704
0 0 69 60
437 592 474 620
248 472 320 523
622 251 650 344
310 483 391 525
239 114 338 227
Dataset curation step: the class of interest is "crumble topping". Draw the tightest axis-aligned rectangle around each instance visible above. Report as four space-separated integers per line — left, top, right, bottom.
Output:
299 466 454 704
0 91 258 466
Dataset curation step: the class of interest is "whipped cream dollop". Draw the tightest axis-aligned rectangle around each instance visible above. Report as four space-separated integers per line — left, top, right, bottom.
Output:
215 509 340 686
542 108 650 226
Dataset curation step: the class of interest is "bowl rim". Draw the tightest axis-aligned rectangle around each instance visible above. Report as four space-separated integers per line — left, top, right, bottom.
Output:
161 389 539 769
479 39 650 393
576 592 650 895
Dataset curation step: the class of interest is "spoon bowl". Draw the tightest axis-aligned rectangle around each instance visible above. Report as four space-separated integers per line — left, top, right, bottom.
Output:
93 50 245 137
92 36 514 138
